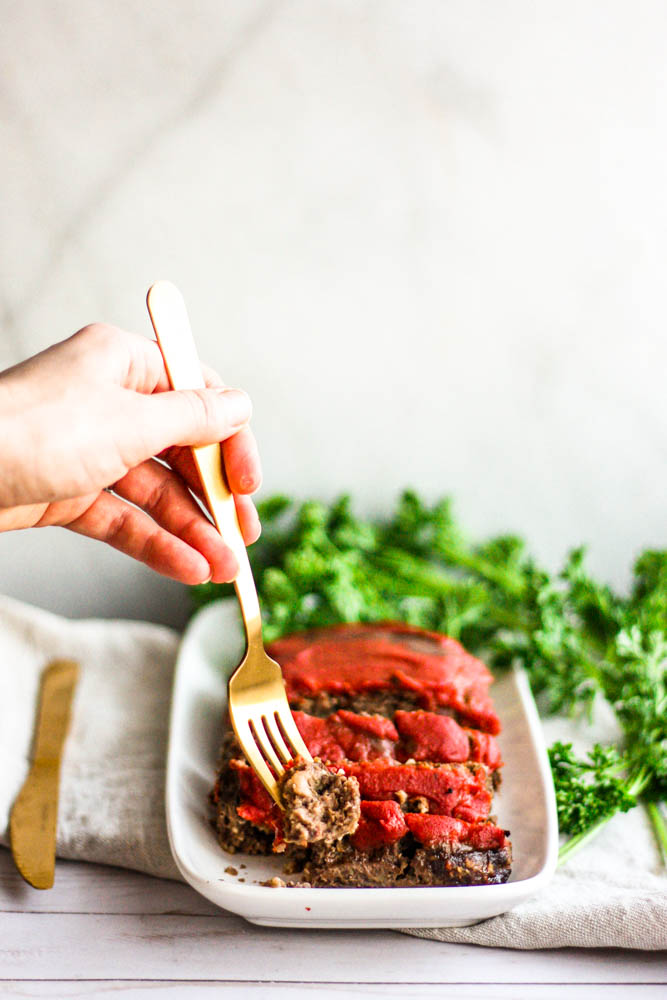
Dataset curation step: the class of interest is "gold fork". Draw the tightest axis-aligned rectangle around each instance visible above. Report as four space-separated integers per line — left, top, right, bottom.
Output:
147 281 312 806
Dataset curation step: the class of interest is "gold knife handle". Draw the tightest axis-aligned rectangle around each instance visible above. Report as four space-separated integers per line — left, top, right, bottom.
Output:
33 660 79 762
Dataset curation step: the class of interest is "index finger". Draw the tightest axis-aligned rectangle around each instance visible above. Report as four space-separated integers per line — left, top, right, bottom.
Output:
114 327 231 396
159 405 261 497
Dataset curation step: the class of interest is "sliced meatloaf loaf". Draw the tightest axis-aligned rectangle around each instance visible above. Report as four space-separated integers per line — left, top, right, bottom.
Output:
210 622 512 887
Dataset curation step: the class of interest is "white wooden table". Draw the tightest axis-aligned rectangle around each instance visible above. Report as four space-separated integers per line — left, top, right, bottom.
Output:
1 848 665 999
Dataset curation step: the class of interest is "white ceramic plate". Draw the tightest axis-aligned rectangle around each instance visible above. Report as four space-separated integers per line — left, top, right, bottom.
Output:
166 599 558 928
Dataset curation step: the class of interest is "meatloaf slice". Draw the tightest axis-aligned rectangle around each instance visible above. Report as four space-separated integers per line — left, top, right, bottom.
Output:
292 707 503 771
210 761 276 855
211 750 512 886
292 709 399 764
303 841 511 888
302 840 410 887
300 804 511 887
216 707 503 774
338 760 493 822
211 752 495 857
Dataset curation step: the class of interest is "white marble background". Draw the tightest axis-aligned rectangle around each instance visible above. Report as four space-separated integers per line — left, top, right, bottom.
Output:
1 0 666 627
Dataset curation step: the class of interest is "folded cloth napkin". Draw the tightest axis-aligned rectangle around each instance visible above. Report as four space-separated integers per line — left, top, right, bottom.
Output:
0 594 181 880
1 594 665 948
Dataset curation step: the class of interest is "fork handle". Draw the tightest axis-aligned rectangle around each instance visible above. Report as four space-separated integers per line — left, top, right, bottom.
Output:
146 281 262 646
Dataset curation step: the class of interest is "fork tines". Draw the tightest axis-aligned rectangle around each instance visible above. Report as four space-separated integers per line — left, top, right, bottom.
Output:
232 704 311 804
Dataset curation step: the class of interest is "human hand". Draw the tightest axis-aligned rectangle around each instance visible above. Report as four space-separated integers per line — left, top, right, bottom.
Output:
0 323 261 584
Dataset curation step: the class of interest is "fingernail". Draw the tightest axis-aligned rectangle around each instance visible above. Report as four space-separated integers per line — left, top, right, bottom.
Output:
218 388 251 427
219 556 240 583
240 473 258 493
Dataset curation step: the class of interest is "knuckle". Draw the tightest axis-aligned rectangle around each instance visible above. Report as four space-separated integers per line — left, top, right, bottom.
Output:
146 474 172 514
76 322 124 349
107 503 134 545
138 529 160 567
186 389 220 432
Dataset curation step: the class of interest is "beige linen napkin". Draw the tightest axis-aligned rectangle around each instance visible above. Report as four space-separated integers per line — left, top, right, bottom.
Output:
0 594 665 948
0 594 181 880
405 790 667 950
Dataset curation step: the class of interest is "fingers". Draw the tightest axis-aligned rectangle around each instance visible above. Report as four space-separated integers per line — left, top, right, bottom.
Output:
120 386 252 470
234 492 262 546
112 459 240 583
0 501 49 532
161 424 261 498
158 444 262 544
163 453 261 546
67 490 215 585
222 425 262 494
157 448 202 498
0 494 100 533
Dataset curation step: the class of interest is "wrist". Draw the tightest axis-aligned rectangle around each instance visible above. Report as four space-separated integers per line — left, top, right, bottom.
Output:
0 369 36 508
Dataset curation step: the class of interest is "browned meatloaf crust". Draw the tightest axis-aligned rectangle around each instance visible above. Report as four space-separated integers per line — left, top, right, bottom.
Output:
210 622 512 886
303 838 512 888
211 756 274 855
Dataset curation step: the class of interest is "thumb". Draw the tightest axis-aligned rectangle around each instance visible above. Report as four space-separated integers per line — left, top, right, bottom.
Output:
129 387 252 461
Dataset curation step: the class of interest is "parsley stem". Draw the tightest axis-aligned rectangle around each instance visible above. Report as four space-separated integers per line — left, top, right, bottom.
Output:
557 814 614 866
558 769 650 866
645 800 667 863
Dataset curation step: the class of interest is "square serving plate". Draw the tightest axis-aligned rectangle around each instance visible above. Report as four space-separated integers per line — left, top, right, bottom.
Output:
165 599 558 928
